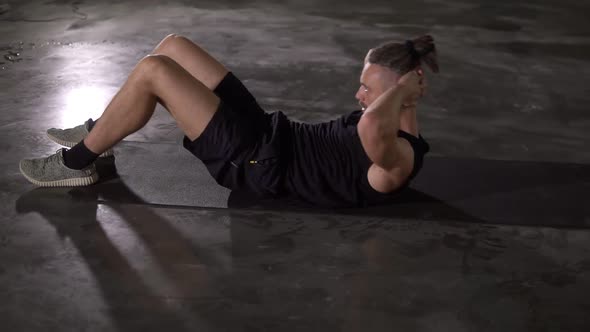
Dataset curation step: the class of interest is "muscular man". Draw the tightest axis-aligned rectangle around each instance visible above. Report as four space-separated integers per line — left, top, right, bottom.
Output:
19 34 438 207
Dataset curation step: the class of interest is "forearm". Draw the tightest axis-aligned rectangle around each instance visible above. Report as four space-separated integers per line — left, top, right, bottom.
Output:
358 85 408 169
364 84 406 133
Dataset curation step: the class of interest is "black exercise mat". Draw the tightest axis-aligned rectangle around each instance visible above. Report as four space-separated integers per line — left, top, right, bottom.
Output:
71 141 590 228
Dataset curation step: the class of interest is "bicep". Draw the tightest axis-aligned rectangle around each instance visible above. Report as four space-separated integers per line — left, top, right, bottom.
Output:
366 137 415 194
358 113 412 170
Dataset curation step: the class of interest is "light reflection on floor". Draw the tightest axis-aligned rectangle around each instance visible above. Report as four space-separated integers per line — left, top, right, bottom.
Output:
60 85 111 128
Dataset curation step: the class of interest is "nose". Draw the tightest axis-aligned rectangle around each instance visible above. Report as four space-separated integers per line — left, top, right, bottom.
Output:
355 87 364 102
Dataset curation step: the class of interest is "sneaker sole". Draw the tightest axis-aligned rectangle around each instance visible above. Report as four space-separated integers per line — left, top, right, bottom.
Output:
46 132 114 157
19 163 99 187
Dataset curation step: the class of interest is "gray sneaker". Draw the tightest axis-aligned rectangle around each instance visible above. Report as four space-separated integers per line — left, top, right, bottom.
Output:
19 149 99 187
46 118 114 157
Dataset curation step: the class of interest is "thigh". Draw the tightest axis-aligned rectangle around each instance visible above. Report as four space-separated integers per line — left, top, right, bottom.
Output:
183 100 264 191
153 34 229 91
213 72 267 126
154 35 266 121
147 55 221 141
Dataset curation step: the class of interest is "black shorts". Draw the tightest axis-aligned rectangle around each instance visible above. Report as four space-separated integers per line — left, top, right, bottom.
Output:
183 72 290 196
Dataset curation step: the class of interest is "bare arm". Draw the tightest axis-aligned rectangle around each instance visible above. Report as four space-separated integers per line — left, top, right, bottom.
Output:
356 70 425 193
357 84 411 169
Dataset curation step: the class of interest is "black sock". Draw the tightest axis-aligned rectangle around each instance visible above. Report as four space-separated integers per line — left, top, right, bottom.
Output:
63 141 99 170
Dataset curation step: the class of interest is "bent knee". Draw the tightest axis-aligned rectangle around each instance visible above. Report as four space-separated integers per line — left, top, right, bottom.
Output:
157 33 192 53
137 54 177 82
140 54 173 67
160 33 180 47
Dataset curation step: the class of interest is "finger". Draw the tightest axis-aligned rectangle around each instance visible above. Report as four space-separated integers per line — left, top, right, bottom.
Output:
401 70 419 81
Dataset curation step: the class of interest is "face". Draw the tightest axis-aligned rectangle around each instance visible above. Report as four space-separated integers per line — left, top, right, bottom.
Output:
355 51 400 111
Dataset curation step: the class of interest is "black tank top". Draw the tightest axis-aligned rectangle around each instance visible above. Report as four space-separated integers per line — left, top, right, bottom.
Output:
284 110 430 207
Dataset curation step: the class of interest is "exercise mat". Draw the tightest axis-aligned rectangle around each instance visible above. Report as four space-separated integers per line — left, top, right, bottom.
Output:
69 141 590 228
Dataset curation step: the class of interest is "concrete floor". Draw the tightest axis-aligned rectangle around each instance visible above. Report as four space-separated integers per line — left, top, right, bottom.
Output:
1 0 589 331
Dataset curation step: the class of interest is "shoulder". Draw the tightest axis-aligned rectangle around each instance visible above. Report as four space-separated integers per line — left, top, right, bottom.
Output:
367 136 414 193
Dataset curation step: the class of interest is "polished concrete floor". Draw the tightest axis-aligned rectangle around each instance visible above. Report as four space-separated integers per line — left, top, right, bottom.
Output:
1 0 589 331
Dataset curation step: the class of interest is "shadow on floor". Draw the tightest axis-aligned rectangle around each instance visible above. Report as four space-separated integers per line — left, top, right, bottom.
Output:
14 158 231 331
15 157 452 331
14 156 590 331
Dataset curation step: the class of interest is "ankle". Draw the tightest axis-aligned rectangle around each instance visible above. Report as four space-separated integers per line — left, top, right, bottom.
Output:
63 141 99 170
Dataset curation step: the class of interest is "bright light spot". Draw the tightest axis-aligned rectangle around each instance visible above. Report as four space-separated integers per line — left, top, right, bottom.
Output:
59 86 113 128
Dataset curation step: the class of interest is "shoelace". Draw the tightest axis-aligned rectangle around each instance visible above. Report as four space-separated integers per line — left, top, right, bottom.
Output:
36 149 63 172
47 149 64 165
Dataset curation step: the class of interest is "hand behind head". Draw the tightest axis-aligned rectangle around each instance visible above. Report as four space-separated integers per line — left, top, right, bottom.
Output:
398 70 426 104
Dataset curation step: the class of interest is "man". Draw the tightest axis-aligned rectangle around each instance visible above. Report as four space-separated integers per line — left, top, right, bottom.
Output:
19 34 438 207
